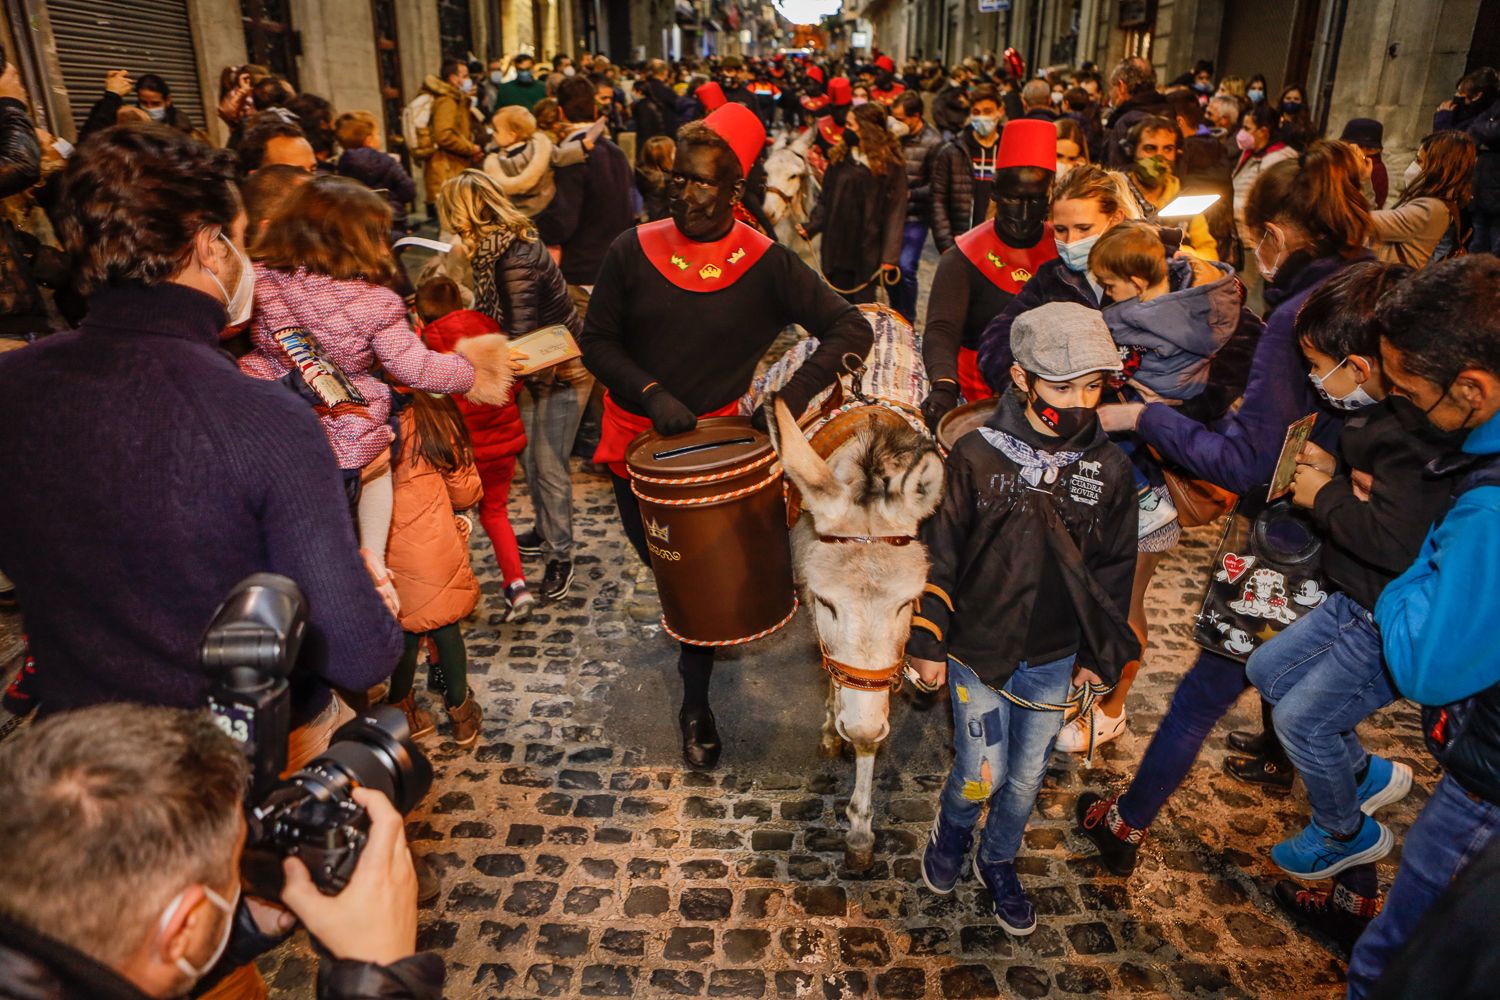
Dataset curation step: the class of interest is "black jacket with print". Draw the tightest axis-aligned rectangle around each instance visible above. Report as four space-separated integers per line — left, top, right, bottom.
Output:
907 391 1140 689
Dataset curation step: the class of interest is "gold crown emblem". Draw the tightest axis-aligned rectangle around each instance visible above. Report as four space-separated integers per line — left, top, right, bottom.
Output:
1011 266 1033 283
985 250 1006 269
699 263 723 280
727 247 746 265
670 254 690 271
645 516 670 543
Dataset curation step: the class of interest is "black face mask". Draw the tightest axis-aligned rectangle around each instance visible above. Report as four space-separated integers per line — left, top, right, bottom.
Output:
1026 380 1098 440
843 128 859 147
1280 99 1303 116
1387 391 1472 446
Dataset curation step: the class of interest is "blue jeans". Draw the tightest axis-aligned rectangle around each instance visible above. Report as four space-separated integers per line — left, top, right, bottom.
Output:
1247 592 1395 835
1346 774 1500 997
939 655 1075 864
516 364 593 560
892 221 929 322
1117 649 1250 830
1471 208 1500 256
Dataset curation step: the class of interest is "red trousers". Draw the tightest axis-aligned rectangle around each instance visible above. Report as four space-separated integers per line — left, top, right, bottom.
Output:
478 455 525 586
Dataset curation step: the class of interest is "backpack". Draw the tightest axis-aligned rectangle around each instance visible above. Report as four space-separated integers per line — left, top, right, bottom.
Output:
402 92 436 162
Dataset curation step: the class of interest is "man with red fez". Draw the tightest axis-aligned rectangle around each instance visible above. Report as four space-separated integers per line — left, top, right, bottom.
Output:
580 103 871 769
920 119 1058 427
694 80 728 118
871 54 905 105
812 77 854 160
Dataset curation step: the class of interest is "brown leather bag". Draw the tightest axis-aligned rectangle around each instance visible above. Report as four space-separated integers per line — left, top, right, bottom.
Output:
1159 461 1237 528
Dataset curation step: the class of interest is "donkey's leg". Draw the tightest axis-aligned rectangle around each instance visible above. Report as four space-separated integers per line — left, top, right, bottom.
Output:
818 680 843 759
845 745 878 871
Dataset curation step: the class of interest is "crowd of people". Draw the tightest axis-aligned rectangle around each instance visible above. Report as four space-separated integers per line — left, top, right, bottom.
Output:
0 37 1497 1000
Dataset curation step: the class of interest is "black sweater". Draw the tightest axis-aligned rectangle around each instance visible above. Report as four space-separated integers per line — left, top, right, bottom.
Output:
0 283 401 724
579 230 871 418
922 245 1016 382
535 137 635 285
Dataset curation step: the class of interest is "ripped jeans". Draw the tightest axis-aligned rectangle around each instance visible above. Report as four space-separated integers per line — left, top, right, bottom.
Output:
938 655 1075 864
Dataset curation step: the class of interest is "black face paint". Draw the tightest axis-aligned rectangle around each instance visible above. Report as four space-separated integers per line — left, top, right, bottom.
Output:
991 166 1053 248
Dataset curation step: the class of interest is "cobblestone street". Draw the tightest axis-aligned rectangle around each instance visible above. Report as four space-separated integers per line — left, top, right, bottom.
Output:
240 458 1428 1000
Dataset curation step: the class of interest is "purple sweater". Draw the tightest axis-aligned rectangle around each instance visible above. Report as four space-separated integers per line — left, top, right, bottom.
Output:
0 282 401 724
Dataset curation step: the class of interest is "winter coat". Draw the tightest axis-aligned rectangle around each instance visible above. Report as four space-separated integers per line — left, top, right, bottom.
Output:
929 137 974 252
482 133 559 216
337 145 416 233
804 147 907 280
899 122 943 223
1102 256 1242 399
632 78 680 150
1372 196 1454 267
1231 142 1298 243
493 76 548 113
1104 89 1171 167
422 308 526 463
387 405 483 633
423 75 481 202
1455 95 1500 214
534 134 634 285
0 96 45 339
469 229 582 340
239 264 476 470
908 391 1140 688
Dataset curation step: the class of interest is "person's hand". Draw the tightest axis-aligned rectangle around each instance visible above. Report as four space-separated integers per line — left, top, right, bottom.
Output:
1074 667 1105 687
245 897 296 939
1296 440 1336 476
921 382 960 431
508 348 530 374
0 65 27 104
1125 379 1179 407
910 657 947 689
1439 98 1458 112
1097 402 1145 433
1350 469 1374 501
643 389 697 436
1291 463 1332 508
795 223 810 240
104 69 134 97
281 787 418 967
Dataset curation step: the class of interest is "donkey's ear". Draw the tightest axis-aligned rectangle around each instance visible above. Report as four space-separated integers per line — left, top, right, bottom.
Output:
769 394 840 505
791 128 816 156
901 448 945 521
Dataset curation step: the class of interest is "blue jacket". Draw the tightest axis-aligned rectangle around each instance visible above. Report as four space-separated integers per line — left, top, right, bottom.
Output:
1376 409 1500 706
1102 257 1242 400
1133 252 1362 494
337 145 417 233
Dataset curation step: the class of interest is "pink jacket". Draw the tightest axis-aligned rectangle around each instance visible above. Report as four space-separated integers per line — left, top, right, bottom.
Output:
240 265 475 469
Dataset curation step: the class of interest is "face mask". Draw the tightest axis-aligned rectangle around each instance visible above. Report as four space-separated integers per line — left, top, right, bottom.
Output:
1236 128 1256 152
1403 159 1422 186
205 233 254 326
1050 89 1064 105
1056 159 1072 176
1308 358 1379 410
1254 225 1286 282
1132 154 1171 186
1387 392 1471 444
562 66 576 77
1054 231 1101 273
851 96 869 106
843 128 859 147
1193 81 1212 94
1280 99 1302 115
490 70 504 84
459 77 474 94
1026 377 1098 438
143 105 168 122
888 117 909 138
1247 88 1265 103
969 114 997 137
158 882 239 988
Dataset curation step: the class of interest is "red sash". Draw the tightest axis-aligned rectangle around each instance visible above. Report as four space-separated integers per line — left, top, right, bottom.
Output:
637 218 773 293
595 392 740 478
957 348 993 404
955 222 1058 295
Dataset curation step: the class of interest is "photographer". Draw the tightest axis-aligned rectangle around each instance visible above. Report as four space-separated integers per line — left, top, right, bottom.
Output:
0 704 443 999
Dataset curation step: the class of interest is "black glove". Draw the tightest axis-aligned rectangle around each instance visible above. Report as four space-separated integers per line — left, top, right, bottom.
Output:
921 382 960 432
643 388 697 436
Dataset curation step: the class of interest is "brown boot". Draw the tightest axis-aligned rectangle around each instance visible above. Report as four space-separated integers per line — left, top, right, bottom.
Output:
446 690 483 748
390 691 435 739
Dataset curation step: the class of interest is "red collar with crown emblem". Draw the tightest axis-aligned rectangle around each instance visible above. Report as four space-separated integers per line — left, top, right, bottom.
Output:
955 221 1058 294
871 83 906 103
816 115 845 145
637 218 773 292
800 93 830 113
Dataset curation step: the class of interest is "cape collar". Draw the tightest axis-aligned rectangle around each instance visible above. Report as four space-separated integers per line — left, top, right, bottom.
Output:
955 221 1059 294
817 115 845 144
637 218 773 292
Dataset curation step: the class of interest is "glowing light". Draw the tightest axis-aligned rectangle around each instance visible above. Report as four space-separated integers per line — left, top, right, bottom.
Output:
773 0 843 24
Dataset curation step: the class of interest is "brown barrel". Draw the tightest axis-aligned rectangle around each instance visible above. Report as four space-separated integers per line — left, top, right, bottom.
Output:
937 397 1000 455
626 417 796 646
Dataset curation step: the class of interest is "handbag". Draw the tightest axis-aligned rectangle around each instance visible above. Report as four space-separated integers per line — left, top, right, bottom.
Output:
1192 499 1328 663
1151 448 1237 528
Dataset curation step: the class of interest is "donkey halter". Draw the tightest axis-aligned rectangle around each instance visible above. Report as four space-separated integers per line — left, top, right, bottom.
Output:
819 641 906 693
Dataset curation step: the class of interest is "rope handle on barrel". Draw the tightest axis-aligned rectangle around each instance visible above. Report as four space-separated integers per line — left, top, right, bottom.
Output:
630 465 783 506
629 448 777 486
660 598 799 647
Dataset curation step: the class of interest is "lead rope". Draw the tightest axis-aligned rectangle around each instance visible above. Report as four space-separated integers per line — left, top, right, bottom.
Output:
904 671 1116 765
823 266 902 296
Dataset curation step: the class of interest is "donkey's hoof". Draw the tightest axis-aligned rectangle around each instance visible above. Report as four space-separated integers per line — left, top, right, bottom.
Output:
844 846 874 871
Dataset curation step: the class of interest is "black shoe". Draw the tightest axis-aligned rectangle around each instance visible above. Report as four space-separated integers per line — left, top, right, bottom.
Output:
1225 752 1295 789
1273 880 1376 955
516 530 543 559
1075 792 1142 876
413 851 442 908
679 706 722 769
542 560 574 601
1226 728 1275 755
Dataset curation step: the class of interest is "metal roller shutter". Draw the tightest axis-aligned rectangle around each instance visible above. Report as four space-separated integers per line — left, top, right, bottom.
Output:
47 0 207 137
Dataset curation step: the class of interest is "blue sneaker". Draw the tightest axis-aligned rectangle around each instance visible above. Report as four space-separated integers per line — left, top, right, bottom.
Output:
920 811 973 894
973 856 1037 936
1271 815 1394 880
1357 755 1413 816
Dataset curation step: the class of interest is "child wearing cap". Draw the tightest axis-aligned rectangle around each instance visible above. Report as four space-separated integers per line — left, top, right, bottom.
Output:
908 300 1141 936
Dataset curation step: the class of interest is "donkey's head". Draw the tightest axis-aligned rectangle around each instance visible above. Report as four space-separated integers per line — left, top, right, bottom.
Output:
762 130 815 226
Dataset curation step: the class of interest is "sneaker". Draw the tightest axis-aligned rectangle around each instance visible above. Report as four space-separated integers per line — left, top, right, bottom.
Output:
1055 706 1128 754
505 583 536 623
1273 879 1380 954
973 856 1036 936
1271 815 1394 880
1356 755 1413 816
1224 751 1295 789
542 559 574 601
516 530 543 559
1076 792 1144 876
920 811 975 895
1136 484 1178 538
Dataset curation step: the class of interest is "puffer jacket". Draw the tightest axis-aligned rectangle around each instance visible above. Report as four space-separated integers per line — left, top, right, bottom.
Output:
469 227 585 385
422 308 526 463
1461 95 1500 214
900 123 943 223
928 138 973 252
422 75 480 202
387 405 483 633
1102 256 1243 399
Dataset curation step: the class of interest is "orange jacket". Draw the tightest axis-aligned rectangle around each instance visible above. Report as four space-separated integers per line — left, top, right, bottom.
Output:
386 408 483 633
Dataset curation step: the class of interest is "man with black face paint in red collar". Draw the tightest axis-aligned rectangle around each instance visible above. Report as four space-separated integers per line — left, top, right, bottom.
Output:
921 119 1059 428
580 103 872 769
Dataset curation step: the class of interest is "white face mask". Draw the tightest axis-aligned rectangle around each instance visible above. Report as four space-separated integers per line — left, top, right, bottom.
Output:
158 882 239 987
1403 158 1422 187
144 105 168 122
1308 357 1379 410
204 232 254 326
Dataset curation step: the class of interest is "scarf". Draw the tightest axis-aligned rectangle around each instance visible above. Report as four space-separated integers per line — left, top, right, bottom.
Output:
980 427 1084 486
468 227 519 323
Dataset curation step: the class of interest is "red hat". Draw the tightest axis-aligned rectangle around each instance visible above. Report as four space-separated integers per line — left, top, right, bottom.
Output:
704 102 766 178
805 65 825 84
996 119 1059 172
874 54 895 73
827 77 852 106
696 81 727 112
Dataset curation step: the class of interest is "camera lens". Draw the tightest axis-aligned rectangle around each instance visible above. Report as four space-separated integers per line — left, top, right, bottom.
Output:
305 705 433 813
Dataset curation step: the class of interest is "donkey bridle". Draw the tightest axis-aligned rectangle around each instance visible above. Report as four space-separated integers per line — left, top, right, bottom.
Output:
815 533 917 546
820 645 906 693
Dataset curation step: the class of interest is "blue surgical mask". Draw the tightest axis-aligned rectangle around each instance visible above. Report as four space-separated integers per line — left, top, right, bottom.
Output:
516 70 534 85
1247 88 1265 103
969 114 997 137
490 70 504 84
1055 232 1101 273
1308 358 1379 411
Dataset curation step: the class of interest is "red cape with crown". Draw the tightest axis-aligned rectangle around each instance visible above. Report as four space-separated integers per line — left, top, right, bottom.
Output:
951 221 1058 400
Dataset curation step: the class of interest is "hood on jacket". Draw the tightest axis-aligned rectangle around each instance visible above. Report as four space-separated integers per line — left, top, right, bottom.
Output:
1101 256 1240 397
422 74 462 99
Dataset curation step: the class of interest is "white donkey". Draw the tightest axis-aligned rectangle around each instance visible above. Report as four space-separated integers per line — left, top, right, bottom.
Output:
767 395 944 869
762 129 820 270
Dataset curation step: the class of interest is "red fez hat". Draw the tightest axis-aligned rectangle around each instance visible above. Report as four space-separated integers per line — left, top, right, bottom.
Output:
827 77 852 105
696 81 727 112
805 64 825 84
704 102 766 178
996 119 1058 172
874 54 895 73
